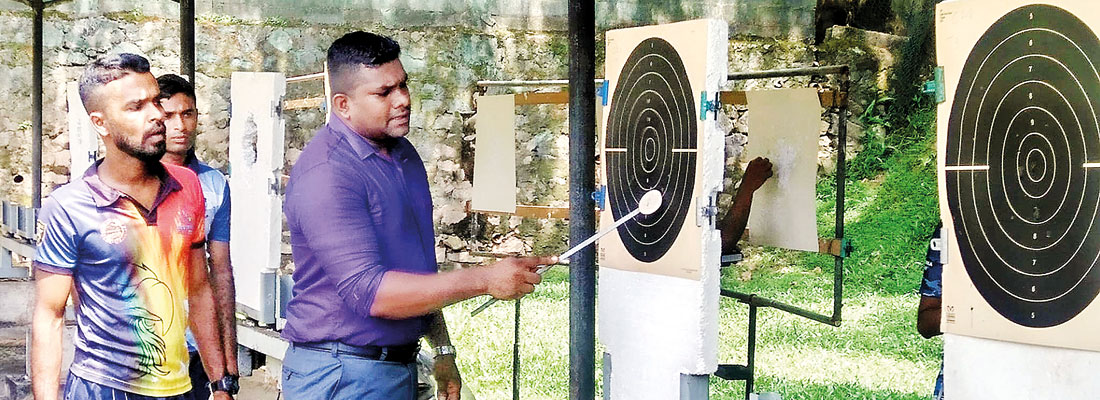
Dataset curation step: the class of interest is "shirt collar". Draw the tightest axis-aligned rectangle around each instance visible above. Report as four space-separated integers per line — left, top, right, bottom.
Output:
327 115 410 162
82 159 182 208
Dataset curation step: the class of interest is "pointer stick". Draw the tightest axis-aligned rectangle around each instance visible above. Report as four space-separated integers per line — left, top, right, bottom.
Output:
471 190 663 316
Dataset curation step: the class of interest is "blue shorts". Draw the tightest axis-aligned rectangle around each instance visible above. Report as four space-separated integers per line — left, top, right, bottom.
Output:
281 343 417 400
64 372 196 400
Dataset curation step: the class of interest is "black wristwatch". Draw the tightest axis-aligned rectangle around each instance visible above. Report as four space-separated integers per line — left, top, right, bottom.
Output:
207 375 240 396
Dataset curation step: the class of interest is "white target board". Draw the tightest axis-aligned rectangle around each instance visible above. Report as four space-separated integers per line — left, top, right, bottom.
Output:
938 0 1100 351
598 19 726 400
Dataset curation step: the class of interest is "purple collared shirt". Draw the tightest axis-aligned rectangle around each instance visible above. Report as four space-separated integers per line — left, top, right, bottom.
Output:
282 117 437 347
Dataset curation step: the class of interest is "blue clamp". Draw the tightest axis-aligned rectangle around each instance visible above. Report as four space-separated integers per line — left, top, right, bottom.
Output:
699 91 721 121
597 80 610 106
592 185 607 210
922 66 946 104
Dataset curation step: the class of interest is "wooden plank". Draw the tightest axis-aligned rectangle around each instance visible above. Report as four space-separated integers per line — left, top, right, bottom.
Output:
719 89 847 108
466 201 572 219
513 91 569 105
284 96 324 110
742 229 847 256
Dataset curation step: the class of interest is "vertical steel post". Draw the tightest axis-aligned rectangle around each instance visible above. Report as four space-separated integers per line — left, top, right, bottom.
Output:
833 69 850 322
31 0 43 208
180 0 196 84
513 299 521 400
745 304 757 399
567 0 597 398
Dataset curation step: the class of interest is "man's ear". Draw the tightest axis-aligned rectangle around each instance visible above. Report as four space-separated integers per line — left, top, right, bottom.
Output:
88 112 109 138
331 93 351 120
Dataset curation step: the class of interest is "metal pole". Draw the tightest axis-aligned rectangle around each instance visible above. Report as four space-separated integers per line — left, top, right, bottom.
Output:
513 299 521 400
476 79 606 88
726 65 849 81
745 305 757 400
832 72 850 323
180 0 195 84
31 0 43 209
720 289 838 327
567 0 596 398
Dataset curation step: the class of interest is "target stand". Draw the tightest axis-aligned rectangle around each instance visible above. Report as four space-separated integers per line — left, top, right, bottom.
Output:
596 19 727 400
938 0 1100 396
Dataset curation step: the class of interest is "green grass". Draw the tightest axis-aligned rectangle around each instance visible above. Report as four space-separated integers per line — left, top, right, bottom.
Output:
443 99 942 399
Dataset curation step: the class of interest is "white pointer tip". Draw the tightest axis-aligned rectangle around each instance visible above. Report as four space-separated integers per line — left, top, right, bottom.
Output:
638 190 663 215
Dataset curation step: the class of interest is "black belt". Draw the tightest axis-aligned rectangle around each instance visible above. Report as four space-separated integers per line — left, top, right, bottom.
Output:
295 341 420 364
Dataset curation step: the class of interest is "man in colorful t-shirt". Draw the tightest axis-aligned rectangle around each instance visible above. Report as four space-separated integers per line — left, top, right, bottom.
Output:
917 225 945 400
30 53 231 399
157 73 238 400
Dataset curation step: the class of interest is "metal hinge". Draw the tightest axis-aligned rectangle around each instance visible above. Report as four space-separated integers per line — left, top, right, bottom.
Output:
597 80 610 106
591 185 607 210
922 66 946 104
699 91 720 121
696 188 719 228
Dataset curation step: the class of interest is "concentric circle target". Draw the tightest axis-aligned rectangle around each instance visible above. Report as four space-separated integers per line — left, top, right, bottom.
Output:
605 37 697 263
945 4 1100 327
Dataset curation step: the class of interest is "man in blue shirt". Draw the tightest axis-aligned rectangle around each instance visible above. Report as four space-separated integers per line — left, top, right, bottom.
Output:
281 31 554 400
917 225 944 400
158 73 239 398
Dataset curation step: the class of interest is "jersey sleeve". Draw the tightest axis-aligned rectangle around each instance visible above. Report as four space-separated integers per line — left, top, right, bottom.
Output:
919 227 943 298
33 196 79 274
207 179 231 243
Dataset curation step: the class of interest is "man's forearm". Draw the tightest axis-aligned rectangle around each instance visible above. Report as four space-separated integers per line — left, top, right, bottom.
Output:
721 188 755 253
208 243 238 375
30 308 64 399
425 311 452 348
371 268 488 320
189 284 228 382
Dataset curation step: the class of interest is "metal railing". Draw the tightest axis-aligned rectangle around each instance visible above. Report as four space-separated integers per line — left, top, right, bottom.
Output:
1 200 37 278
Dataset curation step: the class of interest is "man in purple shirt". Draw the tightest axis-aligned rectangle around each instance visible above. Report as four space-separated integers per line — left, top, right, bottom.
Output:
281 31 554 400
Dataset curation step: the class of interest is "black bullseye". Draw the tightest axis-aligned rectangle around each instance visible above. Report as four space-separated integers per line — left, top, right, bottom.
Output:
605 37 697 263
945 4 1100 327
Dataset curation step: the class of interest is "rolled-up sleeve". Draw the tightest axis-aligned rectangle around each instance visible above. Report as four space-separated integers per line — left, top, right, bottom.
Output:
288 163 387 319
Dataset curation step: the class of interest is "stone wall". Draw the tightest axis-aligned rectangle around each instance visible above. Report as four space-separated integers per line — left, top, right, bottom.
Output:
0 2 902 270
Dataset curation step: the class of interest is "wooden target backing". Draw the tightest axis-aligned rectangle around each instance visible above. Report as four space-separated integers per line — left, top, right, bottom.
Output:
598 19 725 280
938 0 1100 350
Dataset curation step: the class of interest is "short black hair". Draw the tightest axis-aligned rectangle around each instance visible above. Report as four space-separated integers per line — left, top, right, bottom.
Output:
156 73 195 104
78 53 151 112
327 31 401 94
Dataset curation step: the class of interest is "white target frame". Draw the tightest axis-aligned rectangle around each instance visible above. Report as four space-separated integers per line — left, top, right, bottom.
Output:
597 19 727 400
938 0 1100 351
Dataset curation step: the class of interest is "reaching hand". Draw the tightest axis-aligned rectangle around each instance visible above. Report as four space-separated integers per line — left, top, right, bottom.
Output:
741 157 773 192
482 256 556 300
213 391 233 400
434 354 462 400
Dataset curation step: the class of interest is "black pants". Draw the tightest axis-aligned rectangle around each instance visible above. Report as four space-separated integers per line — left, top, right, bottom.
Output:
187 351 212 400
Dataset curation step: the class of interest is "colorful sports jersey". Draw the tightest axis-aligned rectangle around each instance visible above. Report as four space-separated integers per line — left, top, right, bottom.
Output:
34 161 206 397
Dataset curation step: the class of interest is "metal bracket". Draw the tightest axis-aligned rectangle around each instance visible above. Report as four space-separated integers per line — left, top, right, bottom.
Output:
597 80 610 106
696 189 719 228
839 238 853 258
591 185 607 210
699 91 720 121
922 66 946 104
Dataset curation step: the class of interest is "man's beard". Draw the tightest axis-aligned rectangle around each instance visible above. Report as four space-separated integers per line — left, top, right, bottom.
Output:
115 122 167 163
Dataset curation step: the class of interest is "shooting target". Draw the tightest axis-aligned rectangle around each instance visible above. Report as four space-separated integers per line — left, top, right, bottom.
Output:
597 19 724 280
945 4 1100 328
939 0 1100 350
604 37 697 263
